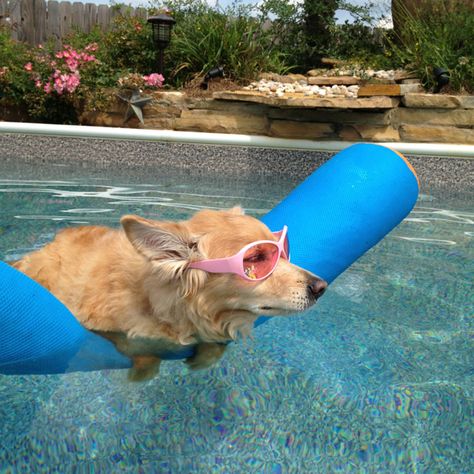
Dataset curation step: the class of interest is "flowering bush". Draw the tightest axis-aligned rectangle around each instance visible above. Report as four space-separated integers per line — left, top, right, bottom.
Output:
24 44 98 96
16 43 99 122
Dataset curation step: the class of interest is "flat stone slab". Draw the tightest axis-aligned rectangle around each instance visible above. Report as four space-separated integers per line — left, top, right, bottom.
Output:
358 83 423 97
400 124 474 144
403 93 474 109
213 90 399 109
307 76 360 86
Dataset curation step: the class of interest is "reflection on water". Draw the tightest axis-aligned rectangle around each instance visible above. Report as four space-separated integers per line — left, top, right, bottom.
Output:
0 169 472 473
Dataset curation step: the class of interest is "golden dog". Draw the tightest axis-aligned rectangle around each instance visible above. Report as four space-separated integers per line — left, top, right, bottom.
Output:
13 207 327 380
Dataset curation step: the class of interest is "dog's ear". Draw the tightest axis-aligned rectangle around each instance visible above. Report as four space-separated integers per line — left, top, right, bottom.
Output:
121 215 198 262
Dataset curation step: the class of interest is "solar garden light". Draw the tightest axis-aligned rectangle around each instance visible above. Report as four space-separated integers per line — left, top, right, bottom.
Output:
147 13 176 75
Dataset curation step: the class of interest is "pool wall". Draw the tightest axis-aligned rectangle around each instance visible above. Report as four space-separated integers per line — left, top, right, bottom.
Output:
0 126 473 189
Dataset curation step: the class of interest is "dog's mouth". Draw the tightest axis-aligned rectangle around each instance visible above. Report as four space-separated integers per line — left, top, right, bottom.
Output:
256 305 300 316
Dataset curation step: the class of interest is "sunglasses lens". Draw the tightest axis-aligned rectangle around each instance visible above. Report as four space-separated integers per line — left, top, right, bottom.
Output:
243 243 279 280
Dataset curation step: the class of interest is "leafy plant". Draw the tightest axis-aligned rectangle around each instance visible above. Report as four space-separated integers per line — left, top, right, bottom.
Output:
388 1 474 92
0 28 32 104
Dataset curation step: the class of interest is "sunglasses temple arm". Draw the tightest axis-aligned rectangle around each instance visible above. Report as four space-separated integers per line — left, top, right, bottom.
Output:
189 258 238 274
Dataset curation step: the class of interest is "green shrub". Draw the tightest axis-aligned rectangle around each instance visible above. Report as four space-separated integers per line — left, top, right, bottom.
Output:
388 2 474 92
0 29 32 104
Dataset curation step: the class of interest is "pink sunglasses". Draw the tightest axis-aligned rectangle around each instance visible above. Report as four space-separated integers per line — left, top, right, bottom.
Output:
188 226 290 281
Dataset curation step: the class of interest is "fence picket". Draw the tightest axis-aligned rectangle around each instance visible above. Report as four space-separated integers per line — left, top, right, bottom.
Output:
35 0 47 45
59 1 72 40
97 4 109 32
9 0 22 41
0 0 8 27
47 1 61 45
71 1 84 33
83 3 96 34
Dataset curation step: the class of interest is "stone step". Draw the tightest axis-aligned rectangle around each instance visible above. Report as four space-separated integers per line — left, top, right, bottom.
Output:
213 91 399 109
358 83 423 97
307 76 360 86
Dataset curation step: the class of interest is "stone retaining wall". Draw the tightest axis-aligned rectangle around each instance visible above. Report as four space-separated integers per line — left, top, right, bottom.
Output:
80 90 474 145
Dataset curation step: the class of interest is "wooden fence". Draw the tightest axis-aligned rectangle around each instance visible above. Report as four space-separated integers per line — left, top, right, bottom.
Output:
0 0 147 46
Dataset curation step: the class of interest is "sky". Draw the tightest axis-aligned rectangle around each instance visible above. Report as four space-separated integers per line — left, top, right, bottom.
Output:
92 0 392 25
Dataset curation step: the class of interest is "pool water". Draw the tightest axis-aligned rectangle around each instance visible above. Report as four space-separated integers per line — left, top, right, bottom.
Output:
0 161 472 473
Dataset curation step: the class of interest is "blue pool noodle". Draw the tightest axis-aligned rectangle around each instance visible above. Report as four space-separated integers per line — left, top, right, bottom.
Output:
0 143 419 375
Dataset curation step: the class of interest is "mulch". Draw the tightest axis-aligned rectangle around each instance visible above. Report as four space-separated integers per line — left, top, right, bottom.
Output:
179 76 242 98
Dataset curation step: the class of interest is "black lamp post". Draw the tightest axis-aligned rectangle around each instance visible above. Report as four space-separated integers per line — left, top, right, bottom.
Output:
147 13 176 75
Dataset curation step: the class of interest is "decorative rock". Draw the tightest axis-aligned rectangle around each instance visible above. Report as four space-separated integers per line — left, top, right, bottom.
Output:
392 109 474 127
269 120 335 139
152 91 187 107
174 109 269 135
242 78 359 99
339 125 400 142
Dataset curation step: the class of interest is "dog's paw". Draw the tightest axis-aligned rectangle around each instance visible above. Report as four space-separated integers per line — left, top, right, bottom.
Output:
128 355 161 382
185 342 227 370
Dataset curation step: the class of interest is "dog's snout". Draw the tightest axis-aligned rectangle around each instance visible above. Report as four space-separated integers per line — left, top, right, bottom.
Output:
308 278 327 299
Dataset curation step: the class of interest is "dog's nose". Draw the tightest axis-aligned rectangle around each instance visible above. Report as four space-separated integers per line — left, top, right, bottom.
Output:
308 278 327 299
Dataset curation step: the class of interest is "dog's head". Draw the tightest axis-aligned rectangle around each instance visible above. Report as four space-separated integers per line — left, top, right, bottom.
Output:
121 208 326 343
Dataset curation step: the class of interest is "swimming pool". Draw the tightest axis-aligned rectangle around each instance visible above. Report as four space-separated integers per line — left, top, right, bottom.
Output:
0 146 473 473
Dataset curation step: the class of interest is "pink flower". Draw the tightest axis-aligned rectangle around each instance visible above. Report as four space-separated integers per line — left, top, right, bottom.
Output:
44 82 52 94
54 76 64 94
24 62 33 72
35 80 42 88
82 54 97 62
66 58 79 72
143 73 164 88
65 72 80 93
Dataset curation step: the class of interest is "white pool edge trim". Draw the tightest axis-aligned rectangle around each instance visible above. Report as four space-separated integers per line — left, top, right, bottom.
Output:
1 121 473 158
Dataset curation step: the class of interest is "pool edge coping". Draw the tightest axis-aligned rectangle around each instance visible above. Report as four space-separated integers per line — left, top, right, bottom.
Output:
1 121 473 159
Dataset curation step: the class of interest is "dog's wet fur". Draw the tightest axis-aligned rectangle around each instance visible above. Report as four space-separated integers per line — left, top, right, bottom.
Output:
12 207 326 380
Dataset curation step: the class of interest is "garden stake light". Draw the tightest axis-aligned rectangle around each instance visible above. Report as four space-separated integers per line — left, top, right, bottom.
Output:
200 66 225 90
147 13 176 75
433 67 450 93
